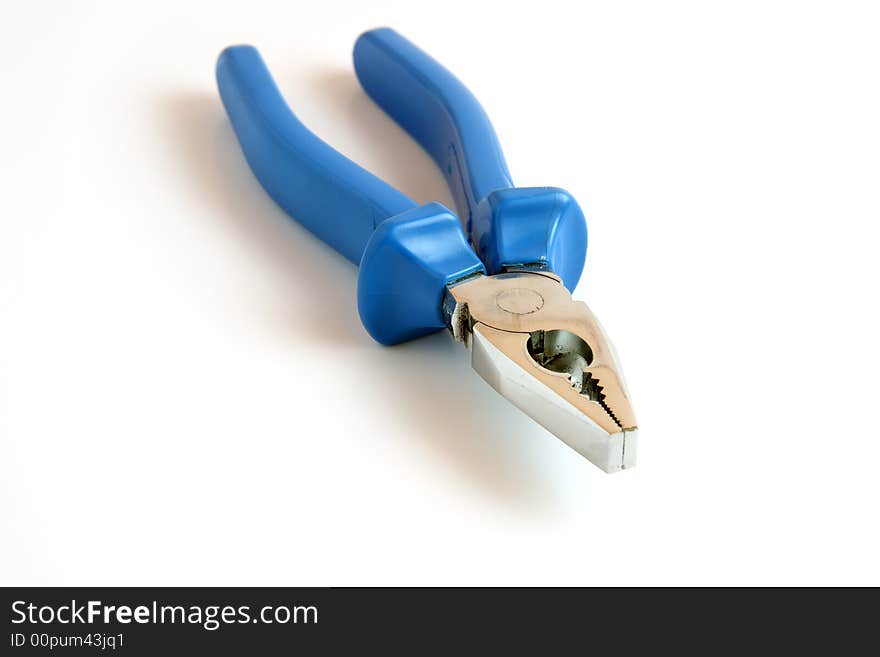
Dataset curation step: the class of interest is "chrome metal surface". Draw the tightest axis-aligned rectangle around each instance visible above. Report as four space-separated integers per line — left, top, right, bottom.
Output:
447 272 638 472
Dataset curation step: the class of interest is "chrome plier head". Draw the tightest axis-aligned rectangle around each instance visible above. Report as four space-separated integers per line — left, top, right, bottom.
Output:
446 272 637 472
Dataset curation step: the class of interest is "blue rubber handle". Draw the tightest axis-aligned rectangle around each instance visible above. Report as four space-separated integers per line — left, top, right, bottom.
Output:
217 45 484 345
354 28 588 290
216 45 415 264
354 28 513 235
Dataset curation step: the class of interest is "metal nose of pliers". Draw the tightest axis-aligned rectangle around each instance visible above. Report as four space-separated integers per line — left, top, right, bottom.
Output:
446 271 637 472
216 27 638 472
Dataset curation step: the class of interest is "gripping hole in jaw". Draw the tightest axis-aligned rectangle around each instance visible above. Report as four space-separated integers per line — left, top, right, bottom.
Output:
526 329 624 429
527 329 594 394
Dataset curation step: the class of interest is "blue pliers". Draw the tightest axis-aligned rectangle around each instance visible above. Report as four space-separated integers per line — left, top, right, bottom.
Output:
216 27 638 472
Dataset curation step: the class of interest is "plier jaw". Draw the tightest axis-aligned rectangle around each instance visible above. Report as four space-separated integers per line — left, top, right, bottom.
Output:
446 271 638 472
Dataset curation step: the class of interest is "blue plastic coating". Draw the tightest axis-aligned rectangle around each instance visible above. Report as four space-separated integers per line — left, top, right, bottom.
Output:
216 45 484 345
353 28 512 235
216 33 590 343
359 203 485 345
473 187 588 291
353 28 588 289
216 45 415 264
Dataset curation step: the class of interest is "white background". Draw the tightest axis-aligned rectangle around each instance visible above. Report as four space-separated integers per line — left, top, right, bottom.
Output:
2 0 878 585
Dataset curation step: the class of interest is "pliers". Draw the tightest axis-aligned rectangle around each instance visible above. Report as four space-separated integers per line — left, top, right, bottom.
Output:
216 27 638 472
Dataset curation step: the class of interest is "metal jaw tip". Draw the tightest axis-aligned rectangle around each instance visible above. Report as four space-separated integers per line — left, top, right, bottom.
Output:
445 271 638 473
